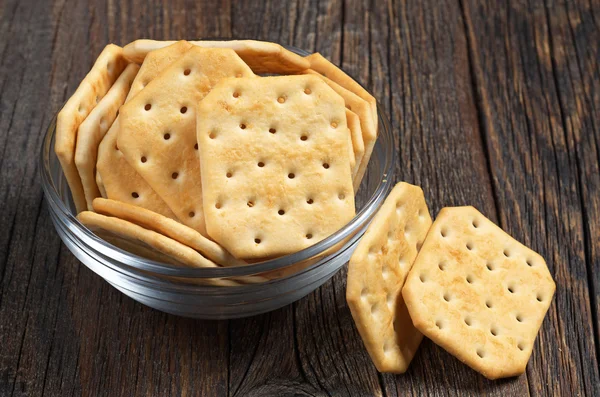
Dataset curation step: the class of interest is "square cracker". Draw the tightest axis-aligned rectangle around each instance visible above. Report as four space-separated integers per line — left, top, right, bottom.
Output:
346 109 364 183
97 41 193 218
92 198 246 267
402 206 556 379
123 39 310 74
75 63 139 211
196 75 355 259
304 70 377 192
118 46 255 235
347 182 432 373
306 52 377 132
55 44 128 213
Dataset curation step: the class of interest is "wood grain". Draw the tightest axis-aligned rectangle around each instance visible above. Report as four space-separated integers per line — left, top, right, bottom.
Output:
0 0 598 395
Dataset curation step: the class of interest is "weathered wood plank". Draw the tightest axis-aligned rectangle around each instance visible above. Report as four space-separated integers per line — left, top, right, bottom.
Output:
0 0 73 396
462 0 600 394
543 0 600 372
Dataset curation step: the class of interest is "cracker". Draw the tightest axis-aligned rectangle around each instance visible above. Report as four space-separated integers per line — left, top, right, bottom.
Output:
75 63 139 210
92 198 246 267
347 182 431 373
55 44 128 213
118 47 255 235
192 40 310 74
347 130 356 178
96 120 177 218
304 70 376 192
196 75 355 259
96 171 107 198
306 52 377 132
96 41 194 219
77 211 237 286
346 109 364 184
123 39 310 74
402 206 556 379
127 40 193 101
123 39 177 63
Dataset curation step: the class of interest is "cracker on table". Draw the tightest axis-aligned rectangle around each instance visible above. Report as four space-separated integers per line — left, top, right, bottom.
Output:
304 70 377 192
77 211 238 286
347 182 431 373
346 109 364 184
118 46 255 235
402 206 556 379
123 39 310 74
96 41 193 218
92 198 246 267
55 44 128 213
196 75 355 259
306 52 377 132
75 63 139 210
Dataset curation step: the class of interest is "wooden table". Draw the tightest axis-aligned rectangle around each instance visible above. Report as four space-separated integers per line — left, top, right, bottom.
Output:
1 0 599 395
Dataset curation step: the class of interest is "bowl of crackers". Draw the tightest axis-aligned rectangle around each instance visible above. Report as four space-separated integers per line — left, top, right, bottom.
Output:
41 39 395 319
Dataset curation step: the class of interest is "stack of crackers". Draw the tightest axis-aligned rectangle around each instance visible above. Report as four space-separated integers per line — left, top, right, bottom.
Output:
347 182 556 379
55 40 378 272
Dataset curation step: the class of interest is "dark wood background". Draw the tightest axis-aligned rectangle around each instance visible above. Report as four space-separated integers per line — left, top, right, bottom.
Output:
1 0 599 395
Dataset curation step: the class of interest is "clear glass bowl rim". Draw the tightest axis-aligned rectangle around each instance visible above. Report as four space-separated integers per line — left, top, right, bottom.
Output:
40 42 396 279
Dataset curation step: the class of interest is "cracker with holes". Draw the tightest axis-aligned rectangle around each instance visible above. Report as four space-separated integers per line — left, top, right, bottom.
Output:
92 198 246 267
77 211 238 286
123 39 310 74
402 206 556 379
75 63 140 211
96 41 193 218
97 121 177 218
306 53 377 131
196 74 355 259
347 182 431 373
55 44 128 213
117 46 255 235
304 70 377 191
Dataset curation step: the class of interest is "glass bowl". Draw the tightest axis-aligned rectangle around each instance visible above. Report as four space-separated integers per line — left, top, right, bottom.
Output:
41 44 395 319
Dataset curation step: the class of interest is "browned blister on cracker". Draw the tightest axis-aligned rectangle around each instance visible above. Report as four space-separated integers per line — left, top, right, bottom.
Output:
347 182 432 373
197 75 355 259
402 206 556 379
